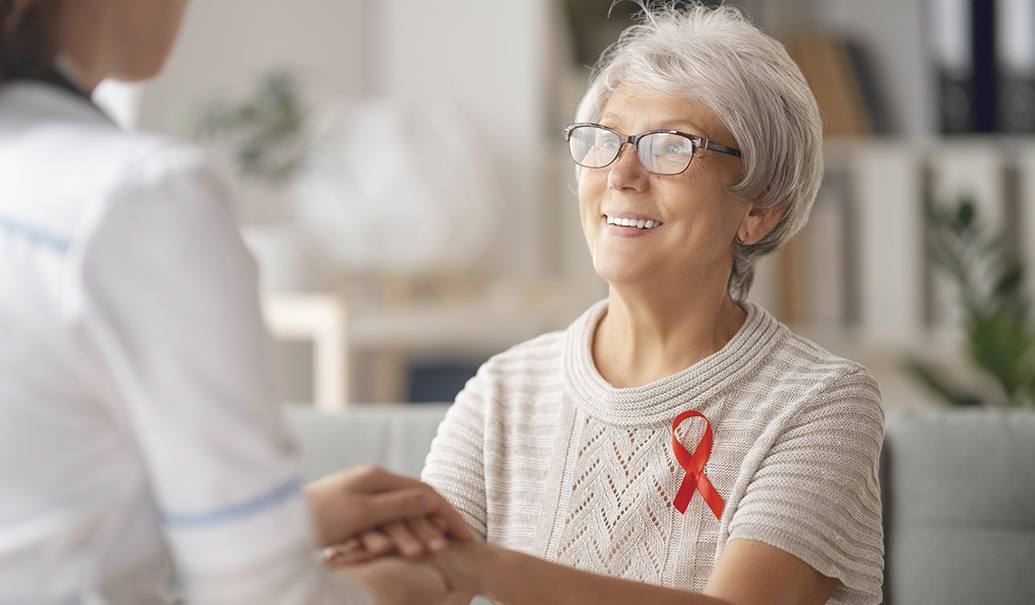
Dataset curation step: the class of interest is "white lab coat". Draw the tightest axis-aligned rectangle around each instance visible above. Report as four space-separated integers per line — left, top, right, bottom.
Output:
0 80 372 604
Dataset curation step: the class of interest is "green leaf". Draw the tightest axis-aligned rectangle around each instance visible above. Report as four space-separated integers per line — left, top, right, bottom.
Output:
956 199 975 231
907 360 984 407
967 310 1035 400
994 263 1023 297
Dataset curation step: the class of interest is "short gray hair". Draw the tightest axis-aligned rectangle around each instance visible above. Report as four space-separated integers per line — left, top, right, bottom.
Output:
575 2 823 300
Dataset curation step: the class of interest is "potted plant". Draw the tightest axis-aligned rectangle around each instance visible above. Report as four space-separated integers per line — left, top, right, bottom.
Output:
909 197 1035 409
192 69 324 293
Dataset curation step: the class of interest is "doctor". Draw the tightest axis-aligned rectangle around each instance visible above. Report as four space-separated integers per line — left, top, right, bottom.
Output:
0 1 469 603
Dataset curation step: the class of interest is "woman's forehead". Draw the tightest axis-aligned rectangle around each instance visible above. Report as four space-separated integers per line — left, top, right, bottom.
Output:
599 85 728 138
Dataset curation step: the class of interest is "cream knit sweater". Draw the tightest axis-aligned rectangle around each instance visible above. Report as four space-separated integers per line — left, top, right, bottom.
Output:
422 300 884 604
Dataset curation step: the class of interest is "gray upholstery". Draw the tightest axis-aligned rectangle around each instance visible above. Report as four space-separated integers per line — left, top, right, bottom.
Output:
283 403 450 481
284 404 1035 604
880 409 1035 605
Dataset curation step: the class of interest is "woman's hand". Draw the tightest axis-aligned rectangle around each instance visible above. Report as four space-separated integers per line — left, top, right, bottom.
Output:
323 517 456 565
304 465 473 555
338 555 452 605
427 540 494 598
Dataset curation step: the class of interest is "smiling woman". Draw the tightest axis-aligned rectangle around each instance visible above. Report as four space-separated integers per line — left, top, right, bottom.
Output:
417 2 885 605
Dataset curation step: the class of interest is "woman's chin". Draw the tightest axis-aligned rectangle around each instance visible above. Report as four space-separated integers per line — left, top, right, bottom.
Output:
593 262 652 289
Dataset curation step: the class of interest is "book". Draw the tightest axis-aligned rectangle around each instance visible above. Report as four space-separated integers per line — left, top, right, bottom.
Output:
782 31 873 137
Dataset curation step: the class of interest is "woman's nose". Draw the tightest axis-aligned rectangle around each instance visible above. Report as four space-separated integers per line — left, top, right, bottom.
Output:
607 143 650 191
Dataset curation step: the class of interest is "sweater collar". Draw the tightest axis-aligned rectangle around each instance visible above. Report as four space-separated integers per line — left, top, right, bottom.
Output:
564 298 784 426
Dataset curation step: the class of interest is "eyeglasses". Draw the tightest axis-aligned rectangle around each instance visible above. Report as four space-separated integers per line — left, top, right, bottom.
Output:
563 122 742 176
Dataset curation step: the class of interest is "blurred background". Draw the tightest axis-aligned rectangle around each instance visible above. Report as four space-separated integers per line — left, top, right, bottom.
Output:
93 0 1035 411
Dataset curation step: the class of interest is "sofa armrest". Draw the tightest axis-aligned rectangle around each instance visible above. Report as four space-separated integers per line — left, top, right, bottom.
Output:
283 403 451 481
881 408 1035 604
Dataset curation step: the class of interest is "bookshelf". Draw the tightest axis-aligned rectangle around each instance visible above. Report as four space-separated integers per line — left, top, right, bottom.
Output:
138 0 1035 408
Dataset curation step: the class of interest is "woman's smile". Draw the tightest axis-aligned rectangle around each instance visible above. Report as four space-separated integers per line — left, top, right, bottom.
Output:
604 213 663 235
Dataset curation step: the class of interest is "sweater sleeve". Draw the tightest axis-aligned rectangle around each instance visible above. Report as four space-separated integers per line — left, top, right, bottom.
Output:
421 368 491 541
727 367 885 605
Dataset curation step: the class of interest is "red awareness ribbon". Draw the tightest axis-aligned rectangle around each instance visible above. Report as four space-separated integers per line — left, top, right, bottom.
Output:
671 410 724 520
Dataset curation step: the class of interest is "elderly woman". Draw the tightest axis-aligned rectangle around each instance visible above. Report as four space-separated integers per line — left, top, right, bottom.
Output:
419 3 883 604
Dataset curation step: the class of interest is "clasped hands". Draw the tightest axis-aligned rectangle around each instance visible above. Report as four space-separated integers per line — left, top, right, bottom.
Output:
305 465 486 604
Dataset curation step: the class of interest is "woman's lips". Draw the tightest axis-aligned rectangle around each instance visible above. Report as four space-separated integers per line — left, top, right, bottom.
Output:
605 214 663 230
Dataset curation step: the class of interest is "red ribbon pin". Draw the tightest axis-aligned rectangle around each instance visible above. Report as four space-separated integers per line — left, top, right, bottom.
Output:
671 410 724 520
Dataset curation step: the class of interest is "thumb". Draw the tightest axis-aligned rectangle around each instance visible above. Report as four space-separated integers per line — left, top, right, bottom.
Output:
361 488 437 526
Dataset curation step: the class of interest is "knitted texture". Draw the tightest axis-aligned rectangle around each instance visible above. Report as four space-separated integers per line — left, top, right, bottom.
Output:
422 300 884 604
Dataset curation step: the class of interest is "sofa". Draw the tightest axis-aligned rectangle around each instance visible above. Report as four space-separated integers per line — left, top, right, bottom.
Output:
284 404 1035 605
880 409 1035 604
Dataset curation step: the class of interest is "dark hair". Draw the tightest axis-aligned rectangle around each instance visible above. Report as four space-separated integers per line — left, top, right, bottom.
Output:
0 0 61 83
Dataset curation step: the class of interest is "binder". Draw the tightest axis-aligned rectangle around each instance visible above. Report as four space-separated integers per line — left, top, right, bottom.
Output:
997 0 1035 133
930 0 975 133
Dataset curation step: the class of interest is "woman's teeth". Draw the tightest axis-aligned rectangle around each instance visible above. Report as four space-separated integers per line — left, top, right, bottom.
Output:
607 215 661 229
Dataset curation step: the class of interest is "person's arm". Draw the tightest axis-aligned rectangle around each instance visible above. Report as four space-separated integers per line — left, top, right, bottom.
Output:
76 145 449 604
305 464 473 552
420 366 492 539
430 538 835 605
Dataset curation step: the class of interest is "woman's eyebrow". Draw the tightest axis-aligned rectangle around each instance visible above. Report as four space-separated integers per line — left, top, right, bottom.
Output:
598 115 706 134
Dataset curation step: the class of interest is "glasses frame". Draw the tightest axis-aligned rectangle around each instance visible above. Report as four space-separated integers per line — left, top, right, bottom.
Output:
563 122 742 175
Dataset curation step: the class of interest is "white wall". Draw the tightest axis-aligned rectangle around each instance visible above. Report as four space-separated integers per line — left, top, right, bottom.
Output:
372 0 557 276
132 0 570 280
137 0 372 137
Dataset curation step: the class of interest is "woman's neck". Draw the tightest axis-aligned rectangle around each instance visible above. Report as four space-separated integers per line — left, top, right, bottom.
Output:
52 54 91 93
54 2 114 93
591 281 746 389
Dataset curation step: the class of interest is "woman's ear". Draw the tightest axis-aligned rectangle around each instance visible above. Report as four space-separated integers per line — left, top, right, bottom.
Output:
736 203 786 246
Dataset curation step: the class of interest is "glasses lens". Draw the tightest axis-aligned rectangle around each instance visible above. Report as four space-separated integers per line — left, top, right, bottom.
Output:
568 125 621 168
638 132 695 175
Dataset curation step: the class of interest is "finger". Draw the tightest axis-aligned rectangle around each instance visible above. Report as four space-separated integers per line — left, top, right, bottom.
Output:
358 488 442 527
360 530 394 556
338 465 430 494
408 515 448 553
330 538 368 560
382 521 424 559
430 514 449 532
426 504 474 543
327 548 379 567
324 542 371 566
429 512 472 542
361 489 474 543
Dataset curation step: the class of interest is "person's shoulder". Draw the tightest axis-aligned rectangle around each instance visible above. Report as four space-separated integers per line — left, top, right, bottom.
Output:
106 135 212 198
4 82 209 190
747 303 873 378
69 132 224 250
0 86 224 249
745 302 881 407
780 330 884 423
